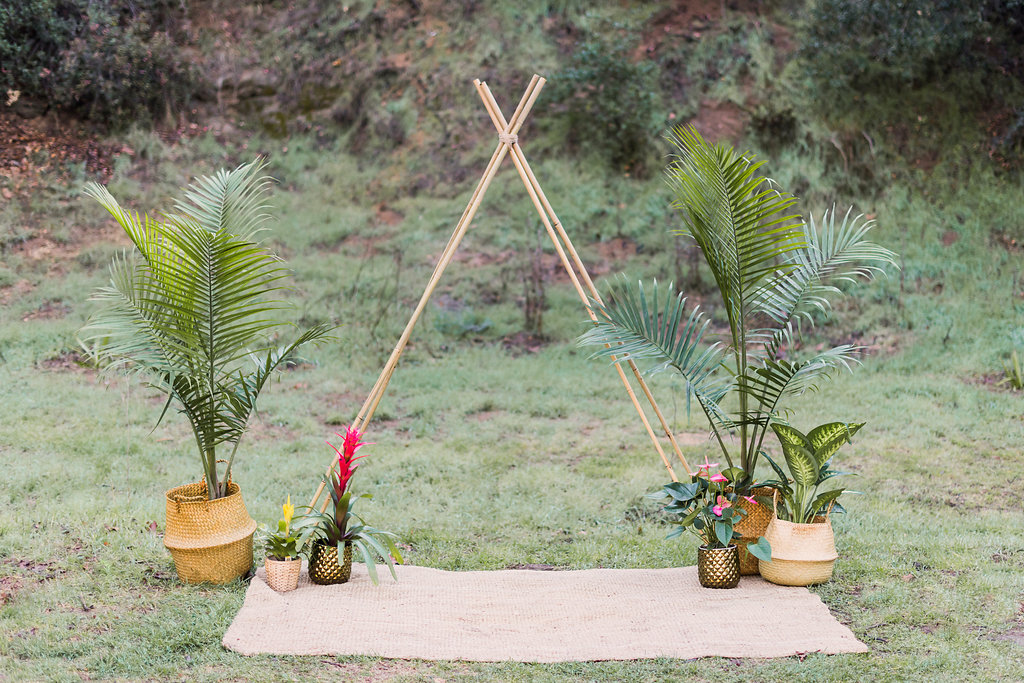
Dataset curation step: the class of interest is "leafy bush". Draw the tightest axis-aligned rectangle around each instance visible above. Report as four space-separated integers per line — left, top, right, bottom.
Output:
0 0 193 128
551 39 662 174
801 0 1024 98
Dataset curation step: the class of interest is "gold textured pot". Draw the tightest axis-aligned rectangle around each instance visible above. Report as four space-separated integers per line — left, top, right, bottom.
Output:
163 481 256 584
732 486 775 575
759 516 837 586
308 540 353 585
697 544 740 589
264 556 301 592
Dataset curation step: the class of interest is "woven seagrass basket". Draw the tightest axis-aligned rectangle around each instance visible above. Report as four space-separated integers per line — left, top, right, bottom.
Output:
264 557 301 592
732 486 775 575
308 541 353 585
163 481 256 584
759 499 838 587
697 544 740 589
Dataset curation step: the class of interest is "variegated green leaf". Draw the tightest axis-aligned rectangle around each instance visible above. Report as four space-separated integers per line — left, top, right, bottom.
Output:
809 421 864 465
771 422 813 452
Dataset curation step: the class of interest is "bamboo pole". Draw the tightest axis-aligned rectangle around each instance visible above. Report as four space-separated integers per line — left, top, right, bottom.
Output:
474 80 693 478
473 80 682 482
308 77 544 512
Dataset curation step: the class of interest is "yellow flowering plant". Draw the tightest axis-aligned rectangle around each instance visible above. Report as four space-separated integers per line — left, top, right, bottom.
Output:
257 496 302 561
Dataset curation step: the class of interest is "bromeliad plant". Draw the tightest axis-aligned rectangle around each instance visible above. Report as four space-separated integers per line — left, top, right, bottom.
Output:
258 496 302 560
79 159 333 499
652 456 772 561
296 426 403 584
579 126 897 492
763 421 863 524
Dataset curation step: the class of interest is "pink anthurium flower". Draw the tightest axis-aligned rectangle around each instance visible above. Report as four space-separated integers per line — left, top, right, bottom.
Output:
743 495 757 504
696 454 719 471
712 494 732 517
709 472 728 483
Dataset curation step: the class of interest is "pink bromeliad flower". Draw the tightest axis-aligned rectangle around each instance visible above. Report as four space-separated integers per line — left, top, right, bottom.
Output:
327 425 372 496
712 495 732 517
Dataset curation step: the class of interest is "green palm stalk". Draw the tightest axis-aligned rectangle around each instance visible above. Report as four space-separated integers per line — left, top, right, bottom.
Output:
79 159 333 499
579 127 897 491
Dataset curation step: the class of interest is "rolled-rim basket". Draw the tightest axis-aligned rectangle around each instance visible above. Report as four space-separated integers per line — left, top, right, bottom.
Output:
758 492 838 586
733 486 775 575
163 481 256 584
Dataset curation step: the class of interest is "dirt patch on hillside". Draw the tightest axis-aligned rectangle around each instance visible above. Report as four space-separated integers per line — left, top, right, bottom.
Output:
0 109 121 195
691 100 747 143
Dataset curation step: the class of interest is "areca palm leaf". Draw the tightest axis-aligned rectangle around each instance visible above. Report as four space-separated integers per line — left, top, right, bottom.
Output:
756 206 899 327
744 345 860 417
579 278 731 426
665 126 805 344
79 159 335 499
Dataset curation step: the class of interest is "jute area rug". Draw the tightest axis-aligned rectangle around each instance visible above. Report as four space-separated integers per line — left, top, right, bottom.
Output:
223 563 868 662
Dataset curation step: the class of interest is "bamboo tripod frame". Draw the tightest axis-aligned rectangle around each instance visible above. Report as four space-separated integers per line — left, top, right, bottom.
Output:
309 75 693 513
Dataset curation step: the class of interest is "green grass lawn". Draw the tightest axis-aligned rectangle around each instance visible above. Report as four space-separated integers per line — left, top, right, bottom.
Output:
1 129 1023 680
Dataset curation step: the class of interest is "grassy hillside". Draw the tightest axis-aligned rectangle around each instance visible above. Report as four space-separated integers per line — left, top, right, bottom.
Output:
1 1 1022 680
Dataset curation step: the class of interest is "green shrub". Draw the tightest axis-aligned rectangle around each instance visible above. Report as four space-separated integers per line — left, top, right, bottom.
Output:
0 0 193 129
801 0 1024 98
551 39 662 174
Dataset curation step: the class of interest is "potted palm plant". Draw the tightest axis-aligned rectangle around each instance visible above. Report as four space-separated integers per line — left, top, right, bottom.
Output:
578 126 896 573
79 159 333 584
758 421 862 586
296 426 404 585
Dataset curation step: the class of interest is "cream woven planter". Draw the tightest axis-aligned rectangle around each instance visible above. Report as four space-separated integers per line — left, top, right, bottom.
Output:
759 516 838 586
264 556 301 592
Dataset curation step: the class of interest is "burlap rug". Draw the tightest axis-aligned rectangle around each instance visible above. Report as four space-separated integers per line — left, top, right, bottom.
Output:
222 563 868 662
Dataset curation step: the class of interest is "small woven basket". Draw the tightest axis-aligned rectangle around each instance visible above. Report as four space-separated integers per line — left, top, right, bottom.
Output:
697 544 740 589
308 541 353 585
759 492 838 586
264 557 301 592
163 481 256 585
732 486 775 575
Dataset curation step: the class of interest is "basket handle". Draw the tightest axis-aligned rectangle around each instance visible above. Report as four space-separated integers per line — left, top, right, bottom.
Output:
824 498 836 521
772 489 779 516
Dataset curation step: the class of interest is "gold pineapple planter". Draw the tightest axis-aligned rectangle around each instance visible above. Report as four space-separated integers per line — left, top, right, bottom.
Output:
308 541 353 585
697 544 740 589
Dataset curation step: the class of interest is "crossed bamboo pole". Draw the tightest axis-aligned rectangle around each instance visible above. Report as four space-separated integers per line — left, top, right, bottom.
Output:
309 75 692 513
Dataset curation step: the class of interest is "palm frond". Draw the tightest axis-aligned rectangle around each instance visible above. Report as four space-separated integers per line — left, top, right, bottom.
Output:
756 206 899 327
578 278 730 424
744 345 861 420
665 126 805 339
172 158 274 240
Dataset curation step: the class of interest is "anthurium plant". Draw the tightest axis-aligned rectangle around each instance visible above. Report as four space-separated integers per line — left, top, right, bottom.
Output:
258 496 301 561
762 421 863 524
651 456 772 562
296 426 403 584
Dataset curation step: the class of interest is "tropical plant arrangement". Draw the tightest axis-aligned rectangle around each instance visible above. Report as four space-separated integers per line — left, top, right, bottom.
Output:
257 496 303 592
578 126 897 569
652 455 772 588
78 159 333 584
296 426 404 586
758 420 863 586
